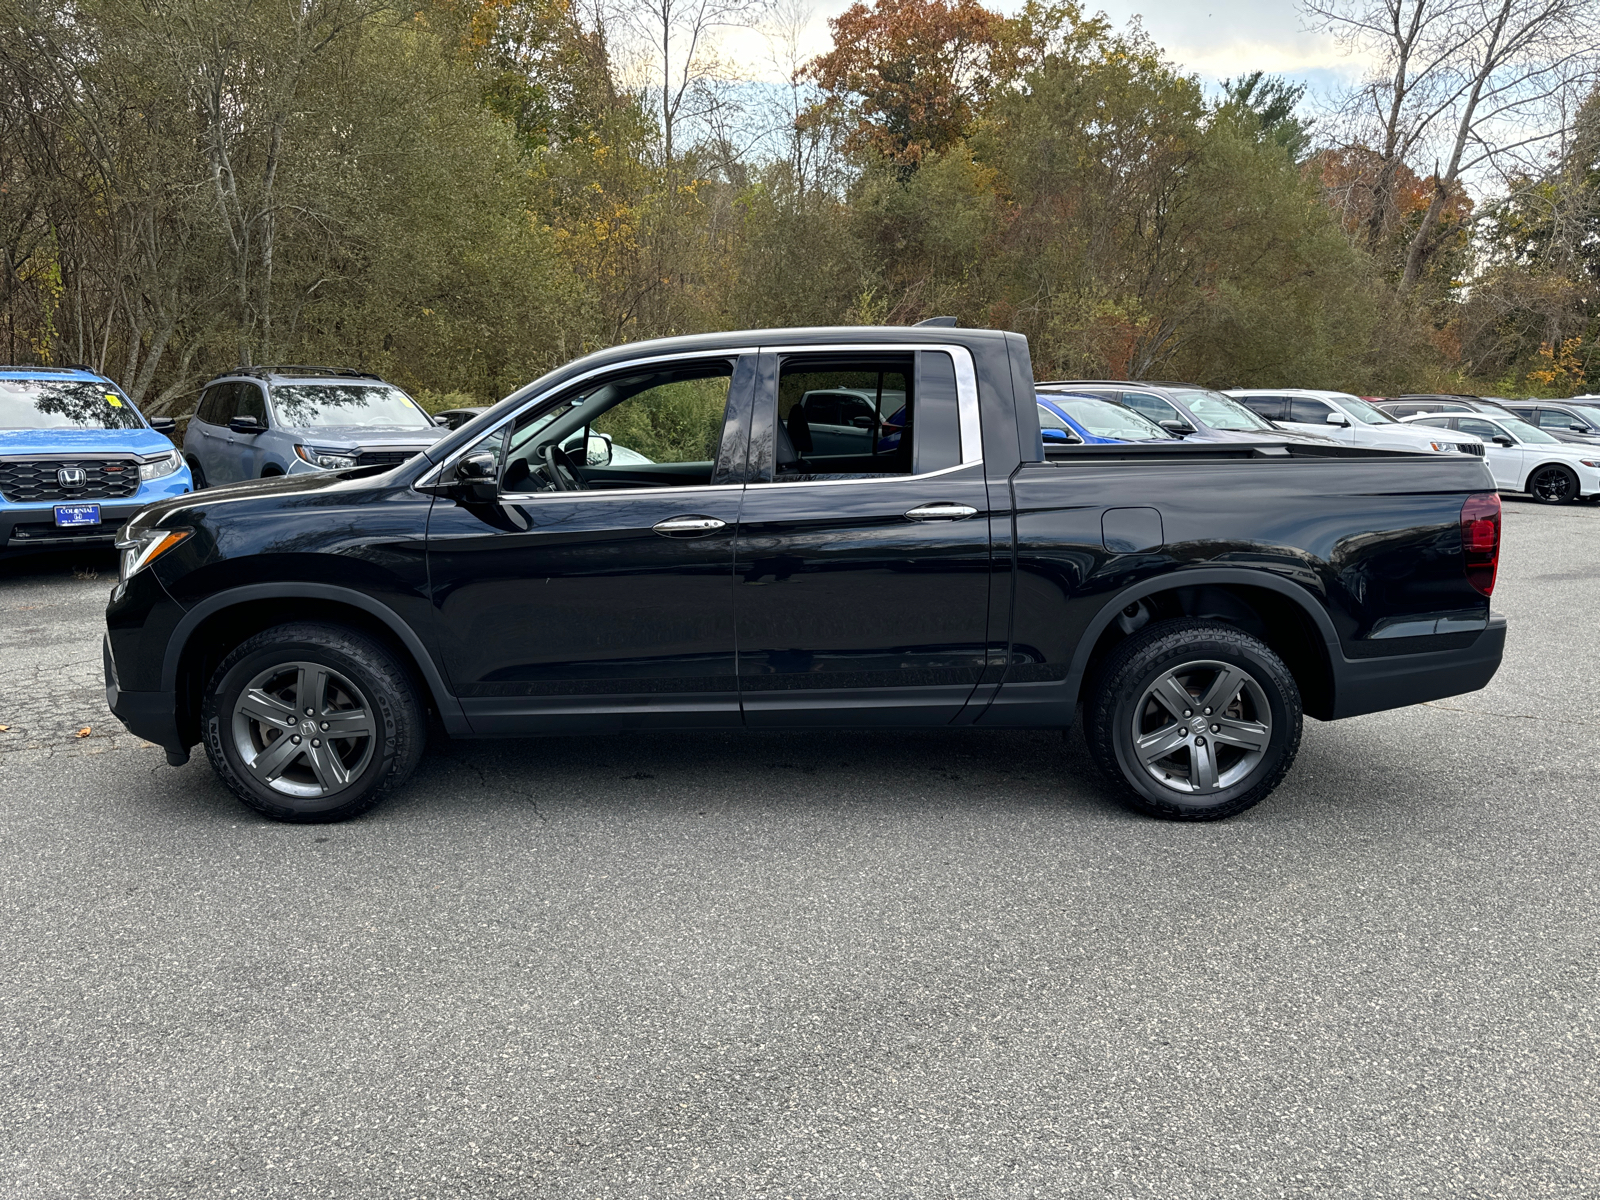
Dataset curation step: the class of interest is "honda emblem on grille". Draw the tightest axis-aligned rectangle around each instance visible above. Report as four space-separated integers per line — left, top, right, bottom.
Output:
57 467 88 488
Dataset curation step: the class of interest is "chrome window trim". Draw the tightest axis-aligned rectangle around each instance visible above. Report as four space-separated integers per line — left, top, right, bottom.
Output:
761 342 982 469
418 347 760 489
749 460 978 490
497 482 746 502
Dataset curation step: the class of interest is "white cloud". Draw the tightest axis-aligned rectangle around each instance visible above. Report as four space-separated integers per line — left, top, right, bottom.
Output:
714 0 1371 100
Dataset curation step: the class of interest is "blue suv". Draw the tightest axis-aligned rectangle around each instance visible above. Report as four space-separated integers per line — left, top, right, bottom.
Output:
182 366 446 487
0 366 192 559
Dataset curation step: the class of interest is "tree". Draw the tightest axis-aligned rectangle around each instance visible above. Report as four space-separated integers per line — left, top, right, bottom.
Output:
1218 71 1314 161
804 0 999 165
1309 0 1600 292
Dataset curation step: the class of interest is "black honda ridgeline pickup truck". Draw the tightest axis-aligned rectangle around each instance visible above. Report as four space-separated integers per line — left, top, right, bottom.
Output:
104 327 1506 823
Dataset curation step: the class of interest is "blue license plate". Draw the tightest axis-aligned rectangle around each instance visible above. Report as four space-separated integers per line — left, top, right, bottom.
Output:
54 504 101 528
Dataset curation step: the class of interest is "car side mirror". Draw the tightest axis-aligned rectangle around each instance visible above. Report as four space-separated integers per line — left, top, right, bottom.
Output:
455 451 500 501
850 415 874 429
1572 424 1589 433
1325 413 1351 427
434 415 452 427
228 415 262 435
585 433 613 466
1492 435 1514 447
1158 420 1193 435
148 416 176 436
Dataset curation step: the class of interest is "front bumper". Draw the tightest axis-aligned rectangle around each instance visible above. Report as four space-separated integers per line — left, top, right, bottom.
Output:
103 633 187 764
1329 614 1507 719
2 475 192 556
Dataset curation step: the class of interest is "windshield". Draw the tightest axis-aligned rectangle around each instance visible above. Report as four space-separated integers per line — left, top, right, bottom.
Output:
1500 416 1560 444
1339 396 1397 424
0 380 145 431
1170 390 1274 431
1051 396 1171 441
270 383 431 430
1568 404 1600 427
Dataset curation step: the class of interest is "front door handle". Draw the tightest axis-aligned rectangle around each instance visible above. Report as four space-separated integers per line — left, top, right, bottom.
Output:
905 503 978 521
652 515 728 537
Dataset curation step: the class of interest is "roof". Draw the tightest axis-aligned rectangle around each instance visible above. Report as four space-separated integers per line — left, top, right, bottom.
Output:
1038 379 1199 389
0 364 109 382
202 364 386 386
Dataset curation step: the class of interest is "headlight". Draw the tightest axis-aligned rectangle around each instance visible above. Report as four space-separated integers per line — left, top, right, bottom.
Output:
139 449 183 480
1428 441 1467 453
115 527 190 587
295 445 358 469
1580 460 1600 468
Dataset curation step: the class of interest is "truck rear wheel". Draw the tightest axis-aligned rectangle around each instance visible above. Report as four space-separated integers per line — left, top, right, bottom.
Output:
1085 619 1302 821
201 622 425 823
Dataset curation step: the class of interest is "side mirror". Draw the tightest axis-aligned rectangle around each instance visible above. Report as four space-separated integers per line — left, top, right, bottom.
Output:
1325 412 1351 427
1492 435 1514 447
434 415 453 427
228 415 262 435
1158 419 1194 435
148 416 176 435
850 415 874 429
585 433 613 466
1572 424 1589 433
455 451 499 501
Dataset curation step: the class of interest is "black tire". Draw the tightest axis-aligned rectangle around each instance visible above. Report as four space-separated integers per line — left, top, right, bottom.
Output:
1528 463 1580 505
1085 619 1302 821
201 622 425 823
187 457 208 489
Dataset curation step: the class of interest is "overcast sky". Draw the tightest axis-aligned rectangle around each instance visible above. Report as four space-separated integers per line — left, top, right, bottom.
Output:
720 0 1370 106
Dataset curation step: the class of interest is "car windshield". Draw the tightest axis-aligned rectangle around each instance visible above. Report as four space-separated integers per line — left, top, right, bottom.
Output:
1170 390 1274 431
0 379 145 430
1050 396 1171 441
1499 416 1560 444
1568 404 1600 426
270 383 431 430
1339 396 1397 424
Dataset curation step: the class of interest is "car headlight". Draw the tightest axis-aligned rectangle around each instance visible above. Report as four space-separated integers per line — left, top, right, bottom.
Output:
295 445 358 469
115 527 190 587
1428 441 1468 453
1580 459 1600 468
139 449 183 480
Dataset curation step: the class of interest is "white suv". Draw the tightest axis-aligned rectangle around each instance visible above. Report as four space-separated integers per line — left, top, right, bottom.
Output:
1404 412 1600 505
1228 389 1485 456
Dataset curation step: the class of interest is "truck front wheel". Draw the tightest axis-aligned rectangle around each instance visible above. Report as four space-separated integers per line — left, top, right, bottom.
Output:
201 622 426 823
1085 619 1302 821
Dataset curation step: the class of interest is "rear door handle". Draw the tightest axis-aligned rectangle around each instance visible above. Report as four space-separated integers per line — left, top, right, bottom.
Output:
905 503 977 521
652 515 727 537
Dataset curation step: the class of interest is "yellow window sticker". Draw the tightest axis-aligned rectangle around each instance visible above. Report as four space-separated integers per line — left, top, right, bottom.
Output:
105 393 123 407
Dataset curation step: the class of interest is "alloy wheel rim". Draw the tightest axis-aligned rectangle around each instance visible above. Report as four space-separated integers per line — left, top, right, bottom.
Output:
1131 659 1272 797
231 660 377 799
1532 467 1571 501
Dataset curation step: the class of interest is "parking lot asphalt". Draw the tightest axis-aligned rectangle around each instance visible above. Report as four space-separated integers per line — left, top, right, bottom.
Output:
1 497 1597 1199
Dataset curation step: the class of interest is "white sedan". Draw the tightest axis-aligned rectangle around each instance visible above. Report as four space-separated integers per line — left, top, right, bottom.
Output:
1404 412 1600 505
1229 388 1485 455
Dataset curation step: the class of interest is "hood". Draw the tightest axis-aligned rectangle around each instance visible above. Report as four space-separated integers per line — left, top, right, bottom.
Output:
127 461 379 533
287 425 445 451
1381 422 1484 447
0 427 176 457
1186 426 1337 445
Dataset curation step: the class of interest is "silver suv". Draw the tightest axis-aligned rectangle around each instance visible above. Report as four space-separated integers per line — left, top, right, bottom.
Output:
182 366 446 487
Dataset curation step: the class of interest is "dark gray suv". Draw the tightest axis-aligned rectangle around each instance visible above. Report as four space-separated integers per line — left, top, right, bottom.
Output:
181 366 446 487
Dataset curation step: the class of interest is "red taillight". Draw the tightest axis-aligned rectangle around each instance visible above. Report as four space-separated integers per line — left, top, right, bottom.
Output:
1460 492 1501 596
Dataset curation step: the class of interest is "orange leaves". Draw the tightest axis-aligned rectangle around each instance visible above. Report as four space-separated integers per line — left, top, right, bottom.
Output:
805 0 1002 165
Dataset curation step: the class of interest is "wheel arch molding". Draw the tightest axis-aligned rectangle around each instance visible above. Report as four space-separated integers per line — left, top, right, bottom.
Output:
162 583 466 738
1065 568 1343 721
